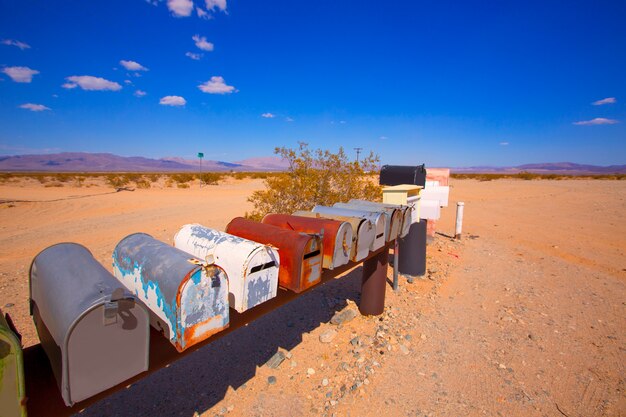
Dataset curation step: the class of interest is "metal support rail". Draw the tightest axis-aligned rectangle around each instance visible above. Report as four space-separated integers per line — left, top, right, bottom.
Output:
23 243 394 416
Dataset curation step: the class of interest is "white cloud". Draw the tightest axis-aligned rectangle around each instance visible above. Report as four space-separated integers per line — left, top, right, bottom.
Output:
196 7 212 19
185 52 203 60
205 0 227 12
160 95 186 106
198 76 236 94
379 136 389 140
499 141 509 146
167 0 194 16
286 117 294 122
2 66 39 83
62 75 122 91
2 39 31 50
124 79 133 85
339 120 347 124
573 117 619 126
19 103 50 112
592 97 616 106
120 60 148 71
192 35 214 51
134 90 147 97
262 113 275 118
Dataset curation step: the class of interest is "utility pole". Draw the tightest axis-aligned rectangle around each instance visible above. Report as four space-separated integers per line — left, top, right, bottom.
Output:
354 147 363 164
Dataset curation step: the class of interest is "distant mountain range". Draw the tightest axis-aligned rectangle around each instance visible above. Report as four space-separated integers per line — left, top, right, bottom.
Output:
0 152 289 172
0 152 623 174
453 162 626 174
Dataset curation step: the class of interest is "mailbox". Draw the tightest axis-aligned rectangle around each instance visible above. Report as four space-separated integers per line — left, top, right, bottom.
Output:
348 199 413 238
30 243 150 406
312 205 386 252
174 224 279 313
0 310 26 417
113 233 229 352
226 217 323 293
293 211 375 262
333 202 403 241
262 213 353 269
382 184 423 222
379 164 426 187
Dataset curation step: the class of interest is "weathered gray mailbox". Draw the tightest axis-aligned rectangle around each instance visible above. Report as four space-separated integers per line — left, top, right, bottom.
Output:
29 243 150 406
333 202 403 242
312 205 386 252
113 233 229 352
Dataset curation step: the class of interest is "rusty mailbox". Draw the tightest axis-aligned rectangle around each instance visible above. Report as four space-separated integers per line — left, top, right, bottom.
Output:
262 213 353 269
0 310 26 417
174 224 279 313
226 217 323 293
312 205 386 252
333 202 403 242
293 211 375 262
30 243 150 406
113 233 229 352
348 199 414 238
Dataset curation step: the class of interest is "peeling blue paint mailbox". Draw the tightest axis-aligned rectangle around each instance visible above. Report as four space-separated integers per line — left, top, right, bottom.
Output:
113 233 229 352
30 243 150 406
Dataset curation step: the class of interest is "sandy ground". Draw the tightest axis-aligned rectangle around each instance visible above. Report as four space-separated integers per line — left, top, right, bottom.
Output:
0 178 624 416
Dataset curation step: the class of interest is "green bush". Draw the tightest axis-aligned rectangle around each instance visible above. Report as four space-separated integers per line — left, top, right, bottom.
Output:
246 143 381 221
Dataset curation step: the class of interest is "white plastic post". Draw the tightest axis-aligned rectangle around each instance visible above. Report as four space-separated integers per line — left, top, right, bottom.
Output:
455 202 464 239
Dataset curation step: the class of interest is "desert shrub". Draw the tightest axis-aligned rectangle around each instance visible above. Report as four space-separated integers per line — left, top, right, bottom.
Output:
145 173 161 182
44 182 63 188
199 172 223 185
135 179 151 189
106 174 130 188
171 173 195 184
54 173 74 183
246 143 381 221
177 182 190 189
232 172 248 180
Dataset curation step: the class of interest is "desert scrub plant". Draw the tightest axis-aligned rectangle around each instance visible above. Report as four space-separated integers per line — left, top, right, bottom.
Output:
135 178 151 189
246 143 381 221
171 173 195 185
177 182 190 189
199 172 223 185
105 174 130 188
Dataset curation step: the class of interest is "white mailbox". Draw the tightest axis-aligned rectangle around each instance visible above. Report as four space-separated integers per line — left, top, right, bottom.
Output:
174 224 279 313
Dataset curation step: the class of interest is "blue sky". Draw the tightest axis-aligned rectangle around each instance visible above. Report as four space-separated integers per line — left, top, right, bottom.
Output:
1 0 624 166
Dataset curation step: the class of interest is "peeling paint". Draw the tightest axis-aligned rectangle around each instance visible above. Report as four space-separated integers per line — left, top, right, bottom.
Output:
174 224 279 313
113 233 229 351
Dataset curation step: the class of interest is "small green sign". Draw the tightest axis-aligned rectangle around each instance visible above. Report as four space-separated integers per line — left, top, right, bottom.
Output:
197 152 204 158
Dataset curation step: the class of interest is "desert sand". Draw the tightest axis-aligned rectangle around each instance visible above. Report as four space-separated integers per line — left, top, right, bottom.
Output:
0 177 624 416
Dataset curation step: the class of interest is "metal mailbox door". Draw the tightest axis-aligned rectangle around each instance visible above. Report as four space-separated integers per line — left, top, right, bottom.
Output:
225 218 323 293
113 233 229 352
262 213 353 269
292 211 374 262
29 243 150 406
348 199 413 238
333 202 402 242
0 310 26 417
174 224 279 313
312 206 386 252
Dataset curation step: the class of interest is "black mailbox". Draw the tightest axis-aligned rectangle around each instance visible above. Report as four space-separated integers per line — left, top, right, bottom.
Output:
379 165 426 187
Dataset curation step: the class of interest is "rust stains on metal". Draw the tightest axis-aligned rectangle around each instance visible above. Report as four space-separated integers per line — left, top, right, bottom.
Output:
261 213 352 270
226 217 323 293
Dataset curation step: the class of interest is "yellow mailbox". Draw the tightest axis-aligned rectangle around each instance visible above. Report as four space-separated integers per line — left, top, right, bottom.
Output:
382 185 423 222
